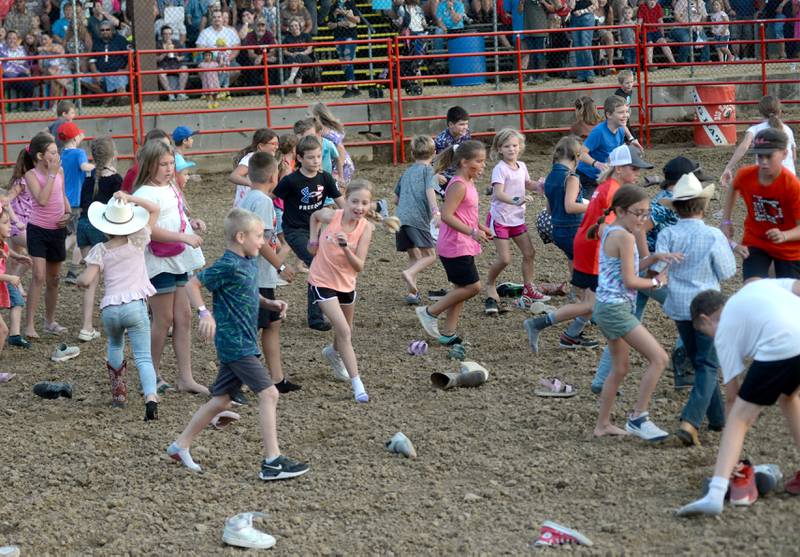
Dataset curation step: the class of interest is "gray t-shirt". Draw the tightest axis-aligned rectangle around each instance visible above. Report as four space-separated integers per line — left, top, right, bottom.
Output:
394 162 437 231
240 189 278 289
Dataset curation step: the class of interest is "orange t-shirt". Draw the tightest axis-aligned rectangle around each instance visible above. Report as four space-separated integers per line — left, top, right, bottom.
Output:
734 166 800 261
308 209 369 293
573 178 620 276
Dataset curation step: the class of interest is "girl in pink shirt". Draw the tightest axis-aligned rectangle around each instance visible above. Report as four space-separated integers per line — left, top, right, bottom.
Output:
78 191 160 420
22 132 70 338
308 179 375 403
416 141 491 346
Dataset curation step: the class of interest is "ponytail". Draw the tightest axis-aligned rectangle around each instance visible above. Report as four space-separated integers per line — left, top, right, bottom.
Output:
8 147 33 189
758 95 783 131
433 140 486 174
586 207 613 240
596 164 615 184
234 128 277 168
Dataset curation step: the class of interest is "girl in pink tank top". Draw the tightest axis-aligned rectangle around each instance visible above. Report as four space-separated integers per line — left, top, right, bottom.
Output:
22 132 71 338
308 179 375 403
415 141 491 347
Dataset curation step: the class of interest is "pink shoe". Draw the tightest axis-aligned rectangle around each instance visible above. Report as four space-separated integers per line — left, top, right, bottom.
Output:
533 521 593 547
0 373 15 383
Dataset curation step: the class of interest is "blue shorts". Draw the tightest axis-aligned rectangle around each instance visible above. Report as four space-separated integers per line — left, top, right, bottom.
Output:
77 216 108 248
275 207 284 235
552 225 579 261
646 31 664 43
150 272 188 295
8 283 24 308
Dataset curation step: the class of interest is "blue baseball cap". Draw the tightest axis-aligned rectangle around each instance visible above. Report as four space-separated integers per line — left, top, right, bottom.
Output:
172 126 198 144
175 153 196 172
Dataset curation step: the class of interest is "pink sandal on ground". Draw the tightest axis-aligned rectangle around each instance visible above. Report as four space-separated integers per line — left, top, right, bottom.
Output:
43 322 67 335
210 411 241 429
535 377 577 398
0 373 15 383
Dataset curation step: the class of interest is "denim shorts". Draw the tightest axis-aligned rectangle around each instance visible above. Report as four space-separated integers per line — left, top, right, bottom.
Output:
7 283 24 308
76 216 108 248
552 225 579 261
275 207 284 235
150 272 189 294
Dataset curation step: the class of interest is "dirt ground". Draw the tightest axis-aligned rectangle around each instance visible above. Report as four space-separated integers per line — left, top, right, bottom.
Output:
2 141 800 556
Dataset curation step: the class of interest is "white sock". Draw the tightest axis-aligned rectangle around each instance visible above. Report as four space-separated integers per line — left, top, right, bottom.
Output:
168 442 202 472
351 376 368 402
677 476 727 516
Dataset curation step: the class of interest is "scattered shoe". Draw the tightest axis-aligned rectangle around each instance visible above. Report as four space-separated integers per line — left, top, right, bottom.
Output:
222 512 276 549
7 335 30 348
167 441 202 473
375 198 390 219
558 331 599 349
427 288 448 301
210 410 240 429
522 285 551 303
754 464 782 497
51 343 80 362
484 297 499 315
785 469 800 495
439 333 464 347
230 389 250 406
675 421 701 447
145 400 159 421
33 381 73 399
385 431 417 458
415 306 440 338
404 292 421 305
322 344 349 381
533 521 593 547
496 282 523 298
43 321 67 335
63 270 78 285
258 454 310 481
0 372 15 382
275 378 302 393
625 412 669 442
78 328 101 342
730 460 758 506
0 546 20 557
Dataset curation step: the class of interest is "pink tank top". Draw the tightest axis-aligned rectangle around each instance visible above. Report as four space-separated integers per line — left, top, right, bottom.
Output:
437 176 481 258
28 168 66 230
308 209 367 293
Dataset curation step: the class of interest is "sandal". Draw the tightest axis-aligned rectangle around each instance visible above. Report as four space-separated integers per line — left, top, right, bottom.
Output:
210 410 241 429
156 379 175 394
535 377 577 398
0 373 15 383
43 321 67 335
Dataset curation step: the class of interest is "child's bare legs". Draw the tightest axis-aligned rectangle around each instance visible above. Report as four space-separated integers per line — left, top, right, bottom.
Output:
401 247 436 295
23 256 45 337
175 394 232 449
319 298 367 401
429 281 481 336
595 337 630 437
79 246 98 333
0 314 8 358
9 235 28 295
261 320 285 383
257 386 280 459
9 306 21 337
486 238 511 300
622 324 669 417
659 40 676 64
513 233 535 288
43 261 62 327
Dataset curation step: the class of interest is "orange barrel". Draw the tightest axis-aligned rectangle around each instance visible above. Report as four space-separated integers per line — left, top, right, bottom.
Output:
691 85 737 146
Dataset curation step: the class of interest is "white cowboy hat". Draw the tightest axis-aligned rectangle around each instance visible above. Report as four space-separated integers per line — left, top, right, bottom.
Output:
659 172 716 209
87 198 149 236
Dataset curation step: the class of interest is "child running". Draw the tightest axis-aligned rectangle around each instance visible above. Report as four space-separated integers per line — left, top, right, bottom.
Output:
6 147 35 317
310 102 355 186
23 132 71 338
395 135 441 305
416 141 491 346
308 179 375 402
591 185 678 440
167 208 309 480
484 128 548 315
230 128 280 207
0 205 30 361
133 140 208 395
78 191 160 420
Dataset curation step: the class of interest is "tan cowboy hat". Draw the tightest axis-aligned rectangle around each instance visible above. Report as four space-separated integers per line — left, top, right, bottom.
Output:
87 198 149 236
658 172 715 209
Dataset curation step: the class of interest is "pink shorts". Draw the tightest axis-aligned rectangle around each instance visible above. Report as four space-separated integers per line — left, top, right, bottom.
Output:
486 213 528 240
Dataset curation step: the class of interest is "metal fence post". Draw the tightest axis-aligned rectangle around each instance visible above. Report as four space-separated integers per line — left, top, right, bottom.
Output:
0 66 7 165
760 23 767 96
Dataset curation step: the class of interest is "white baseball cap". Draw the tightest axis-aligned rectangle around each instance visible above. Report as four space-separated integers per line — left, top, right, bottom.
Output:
608 145 653 169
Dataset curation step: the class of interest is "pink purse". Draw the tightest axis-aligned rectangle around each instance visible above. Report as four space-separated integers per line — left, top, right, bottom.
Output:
149 185 186 257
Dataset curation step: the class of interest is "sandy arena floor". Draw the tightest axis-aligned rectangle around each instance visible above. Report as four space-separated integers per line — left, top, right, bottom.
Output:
2 141 799 555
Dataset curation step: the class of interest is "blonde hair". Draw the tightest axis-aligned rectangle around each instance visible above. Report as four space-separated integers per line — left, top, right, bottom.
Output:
490 128 525 162
224 207 263 243
617 69 634 84
410 135 435 160
133 140 174 190
310 102 344 134
552 135 582 164
345 178 374 198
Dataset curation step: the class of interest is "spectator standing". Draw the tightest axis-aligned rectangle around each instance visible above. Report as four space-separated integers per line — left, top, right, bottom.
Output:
728 0 754 59
328 0 362 98
156 25 190 101
0 30 35 109
49 0 72 43
4 0 36 37
196 9 241 96
617 3 635 67
185 0 211 47
670 0 710 63
762 0 790 60
570 0 597 84
85 22 129 104
593 0 615 72
471 0 492 22
281 0 313 34
523 0 555 84
709 0 734 62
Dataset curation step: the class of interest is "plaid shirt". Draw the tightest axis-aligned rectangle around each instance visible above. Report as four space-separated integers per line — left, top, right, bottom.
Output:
655 218 736 321
434 127 471 193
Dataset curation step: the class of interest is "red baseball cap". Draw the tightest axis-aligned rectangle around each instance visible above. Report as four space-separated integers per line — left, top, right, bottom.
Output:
57 122 85 142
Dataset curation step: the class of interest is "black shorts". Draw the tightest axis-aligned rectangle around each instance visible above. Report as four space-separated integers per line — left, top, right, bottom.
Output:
26 223 67 263
738 354 800 406
396 225 435 252
309 284 356 305
571 269 598 292
576 170 598 199
258 287 282 329
440 255 480 287
742 245 800 281
210 355 273 397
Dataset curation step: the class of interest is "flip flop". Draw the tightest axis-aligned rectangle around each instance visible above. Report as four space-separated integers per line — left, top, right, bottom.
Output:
0 373 15 383
43 321 67 335
535 377 577 398
210 410 241 429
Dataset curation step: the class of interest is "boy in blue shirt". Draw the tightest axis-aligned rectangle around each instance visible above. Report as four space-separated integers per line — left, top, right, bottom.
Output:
59 122 95 283
167 207 309 481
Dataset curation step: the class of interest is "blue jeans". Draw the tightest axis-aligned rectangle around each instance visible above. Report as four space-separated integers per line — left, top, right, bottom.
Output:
669 27 710 63
283 226 326 328
102 299 157 398
770 15 787 40
676 320 725 429
336 39 357 83
526 34 546 72
570 13 596 81
591 285 683 390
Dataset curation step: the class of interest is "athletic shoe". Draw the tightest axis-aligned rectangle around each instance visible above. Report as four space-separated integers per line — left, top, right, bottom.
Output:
51 343 80 362
523 316 547 354
533 521 593 547
275 277 289 287
7 335 30 348
754 464 782 496
63 270 78 285
176 93 189 101
675 421 701 447
259 454 310 481
522 286 551 303
427 288 448 300
438 334 464 346
222 512 276 549
322 345 349 381
484 297 499 315
625 412 669 442
496 282 524 298
275 378 302 393
558 331 600 349
230 389 250 406
0 546 20 557
166 441 202 473
32 381 72 399
785 470 800 495
78 328 101 342
415 306 440 338
309 321 332 332
404 293 421 305
730 461 758 506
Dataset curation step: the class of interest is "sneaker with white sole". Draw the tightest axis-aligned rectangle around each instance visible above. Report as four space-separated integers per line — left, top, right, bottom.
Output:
322 345 349 381
222 512 276 549
275 277 289 287
166 441 202 472
259 454 309 481
78 329 101 342
415 306 440 338
51 343 80 362
625 412 669 442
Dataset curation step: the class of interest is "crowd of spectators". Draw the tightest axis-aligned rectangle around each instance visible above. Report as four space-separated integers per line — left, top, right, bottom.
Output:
0 0 798 109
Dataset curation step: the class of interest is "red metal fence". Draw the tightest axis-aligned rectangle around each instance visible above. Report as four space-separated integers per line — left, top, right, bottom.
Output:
0 18 798 166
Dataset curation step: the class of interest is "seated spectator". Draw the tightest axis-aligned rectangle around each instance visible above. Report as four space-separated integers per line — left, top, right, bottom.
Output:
281 0 313 35
436 0 465 33
237 8 256 40
328 0 362 98
50 0 75 44
4 0 36 37
28 13 43 41
85 22 129 104
237 16 276 87
196 8 241 94
88 1 121 45
282 18 315 96
593 0 615 71
156 25 189 101
669 0 710 63
637 0 675 67
0 30 35 109
63 13 93 77
470 0 491 22
38 32 72 98
44 0 60 30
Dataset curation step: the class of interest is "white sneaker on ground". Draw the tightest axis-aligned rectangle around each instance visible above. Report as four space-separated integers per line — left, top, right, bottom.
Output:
322 345 349 381
415 306 440 338
222 512 276 549
78 328 101 342
50 343 80 362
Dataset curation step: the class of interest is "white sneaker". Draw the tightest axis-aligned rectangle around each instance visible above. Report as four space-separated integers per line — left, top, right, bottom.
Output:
322 345 349 381
222 512 276 549
168 94 176 101
415 306 440 338
275 277 289 287
176 93 189 101
625 412 669 442
166 441 202 473
51 343 80 362
0 546 20 557
78 328 101 342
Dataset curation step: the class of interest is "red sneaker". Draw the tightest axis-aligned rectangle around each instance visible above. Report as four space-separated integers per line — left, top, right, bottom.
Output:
785 470 800 495
522 284 551 303
533 521 593 547
730 460 759 507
